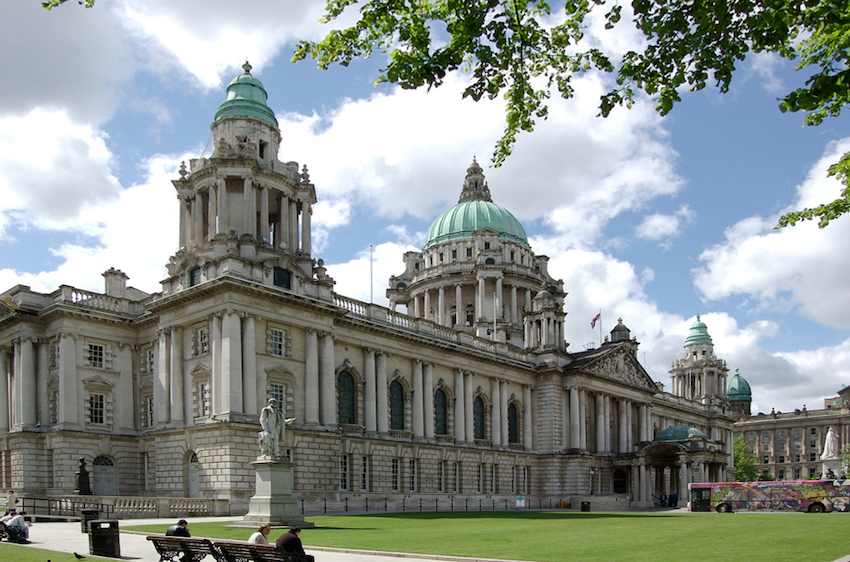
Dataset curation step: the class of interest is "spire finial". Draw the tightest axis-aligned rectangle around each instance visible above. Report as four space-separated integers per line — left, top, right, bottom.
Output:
242 60 252 74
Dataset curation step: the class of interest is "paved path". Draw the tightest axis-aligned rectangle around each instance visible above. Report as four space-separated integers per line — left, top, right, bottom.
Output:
10 516 511 562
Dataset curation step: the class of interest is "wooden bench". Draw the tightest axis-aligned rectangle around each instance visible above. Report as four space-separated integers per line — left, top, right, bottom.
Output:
146 535 226 562
214 541 300 562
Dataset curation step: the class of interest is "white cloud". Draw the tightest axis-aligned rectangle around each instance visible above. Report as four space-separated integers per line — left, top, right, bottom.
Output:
694 138 850 327
635 205 695 242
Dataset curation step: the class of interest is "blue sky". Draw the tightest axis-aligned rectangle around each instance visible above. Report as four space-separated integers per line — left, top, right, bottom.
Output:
3 0 850 414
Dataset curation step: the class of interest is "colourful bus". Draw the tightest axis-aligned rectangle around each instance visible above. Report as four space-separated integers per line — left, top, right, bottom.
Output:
689 480 850 513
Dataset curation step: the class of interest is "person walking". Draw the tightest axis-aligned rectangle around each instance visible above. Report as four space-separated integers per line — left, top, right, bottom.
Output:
5 490 17 515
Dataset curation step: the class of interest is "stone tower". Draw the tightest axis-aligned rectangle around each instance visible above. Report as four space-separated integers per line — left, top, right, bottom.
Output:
669 316 729 402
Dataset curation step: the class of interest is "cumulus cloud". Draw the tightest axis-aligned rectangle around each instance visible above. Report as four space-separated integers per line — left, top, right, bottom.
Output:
694 138 850 327
635 205 695 243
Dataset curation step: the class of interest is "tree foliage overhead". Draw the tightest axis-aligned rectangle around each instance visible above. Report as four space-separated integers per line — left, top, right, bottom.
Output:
47 0 850 226
733 436 759 482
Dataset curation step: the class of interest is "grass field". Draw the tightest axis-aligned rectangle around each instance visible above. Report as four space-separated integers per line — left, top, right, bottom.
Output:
123 510 850 562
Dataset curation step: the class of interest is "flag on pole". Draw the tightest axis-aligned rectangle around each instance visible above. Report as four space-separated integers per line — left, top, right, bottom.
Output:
590 312 601 329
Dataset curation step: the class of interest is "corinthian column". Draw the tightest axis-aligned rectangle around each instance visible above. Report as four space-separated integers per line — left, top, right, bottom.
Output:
364 349 377 432
376 352 388 433
305 329 319 424
412 360 424 438
423 363 434 439
319 332 335 425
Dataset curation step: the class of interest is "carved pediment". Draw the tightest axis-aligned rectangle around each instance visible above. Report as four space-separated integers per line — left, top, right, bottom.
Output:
581 348 657 392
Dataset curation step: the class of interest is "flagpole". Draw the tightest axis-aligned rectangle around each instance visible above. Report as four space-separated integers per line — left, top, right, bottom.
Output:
598 309 602 345
369 244 374 304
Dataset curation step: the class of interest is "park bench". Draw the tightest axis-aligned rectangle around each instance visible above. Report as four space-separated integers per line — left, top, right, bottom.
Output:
0 520 28 543
146 535 226 562
214 540 300 562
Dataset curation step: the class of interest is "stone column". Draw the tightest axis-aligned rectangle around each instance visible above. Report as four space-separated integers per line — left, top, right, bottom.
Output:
570 386 580 449
289 201 299 252
259 186 270 243
579 388 588 450
192 196 203 245
679 458 689 501
36 339 49 427
243 176 254 237
56 334 78 426
178 195 188 249
301 201 312 256
438 286 445 326
376 352 388 433
412 360 424 438
619 399 628 453
523 385 533 449
156 329 170 424
495 277 503 319
477 277 485 320
211 313 222 414
455 285 462 326
276 193 287 249
118 343 135 429
319 332 335 425
18 337 36 427
221 310 244 416
208 185 217 240
364 349 377 433
594 393 604 453
454 369 465 442
304 329 319 425
511 285 518 325
242 315 258 416
169 327 184 424
423 363 434 439
464 371 474 441
423 290 431 321
218 178 229 234
639 459 648 505
491 378 502 447
604 395 611 453
501 381 509 446
639 403 648 441
0 347 9 431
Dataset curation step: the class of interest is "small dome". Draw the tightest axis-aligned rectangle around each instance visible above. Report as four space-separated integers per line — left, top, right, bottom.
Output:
214 62 278 129
610 318 630 343
727 369 752 401
423 159 529 250
654 425 708 442
685 315 713 346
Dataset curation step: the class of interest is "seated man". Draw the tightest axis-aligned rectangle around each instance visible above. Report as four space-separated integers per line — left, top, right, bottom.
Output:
275 527 314 562
6 510 29 543
165 519 190 537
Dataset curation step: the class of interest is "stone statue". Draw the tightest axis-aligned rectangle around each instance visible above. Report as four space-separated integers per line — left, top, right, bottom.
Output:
821 427 839 460
259 398 294 458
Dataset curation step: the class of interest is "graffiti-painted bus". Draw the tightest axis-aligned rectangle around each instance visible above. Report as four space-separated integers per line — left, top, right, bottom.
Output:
689 480 850 513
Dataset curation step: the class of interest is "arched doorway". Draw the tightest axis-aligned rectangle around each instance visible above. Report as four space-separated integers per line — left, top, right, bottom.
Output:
92 456 117 496
187 452 200 498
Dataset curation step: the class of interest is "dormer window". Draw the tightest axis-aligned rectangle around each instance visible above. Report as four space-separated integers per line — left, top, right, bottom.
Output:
274 267 291 289
189 267 201 287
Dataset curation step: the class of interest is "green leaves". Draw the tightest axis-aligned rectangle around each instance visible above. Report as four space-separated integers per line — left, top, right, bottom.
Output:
42 0 94 9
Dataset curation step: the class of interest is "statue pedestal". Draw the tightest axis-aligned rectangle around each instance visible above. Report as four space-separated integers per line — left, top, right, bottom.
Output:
821 458 841 479
244 459 313 527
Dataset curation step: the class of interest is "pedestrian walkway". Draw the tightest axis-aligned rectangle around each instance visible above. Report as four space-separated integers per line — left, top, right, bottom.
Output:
9 516 512 562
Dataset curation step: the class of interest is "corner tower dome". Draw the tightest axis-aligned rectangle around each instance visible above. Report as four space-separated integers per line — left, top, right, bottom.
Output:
685 315 713 346
423 158 529 249
727 369 752 401
214 61 278 129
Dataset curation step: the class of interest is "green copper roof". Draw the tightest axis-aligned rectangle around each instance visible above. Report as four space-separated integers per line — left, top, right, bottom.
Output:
727 369 752 401
685 316 713 346
214 62 278 129
423 159 529 249
654 425 708 442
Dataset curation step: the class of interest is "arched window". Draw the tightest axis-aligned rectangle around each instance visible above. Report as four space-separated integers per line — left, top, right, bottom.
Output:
473 396 486 440
435 389 448 435
390 380 405 430
508 402 519 443
485 258 496 265
338 371 356 424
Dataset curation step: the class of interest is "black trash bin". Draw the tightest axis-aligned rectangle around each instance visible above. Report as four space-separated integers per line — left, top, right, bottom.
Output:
81 508 99 533
580 501 591 512
89 519 121 558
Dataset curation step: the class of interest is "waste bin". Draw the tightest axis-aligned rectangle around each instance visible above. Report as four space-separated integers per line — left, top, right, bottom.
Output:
81 508 99 533
580 501 591 512
89 519 121 558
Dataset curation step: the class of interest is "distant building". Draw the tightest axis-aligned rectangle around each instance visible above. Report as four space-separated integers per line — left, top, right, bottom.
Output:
0 63 734 513
732 375 850 480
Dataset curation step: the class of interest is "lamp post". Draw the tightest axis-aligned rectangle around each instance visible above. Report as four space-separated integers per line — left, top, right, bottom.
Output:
589 470 595 495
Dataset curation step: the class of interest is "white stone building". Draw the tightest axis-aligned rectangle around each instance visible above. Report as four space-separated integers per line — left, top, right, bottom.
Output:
0 63 734 515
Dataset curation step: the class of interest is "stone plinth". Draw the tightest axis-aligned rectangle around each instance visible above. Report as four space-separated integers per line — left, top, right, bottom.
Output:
244 459 314 527
821 458 842 479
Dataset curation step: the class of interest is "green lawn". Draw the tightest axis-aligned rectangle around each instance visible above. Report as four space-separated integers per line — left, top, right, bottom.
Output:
124 510 850 562
0 542 97 562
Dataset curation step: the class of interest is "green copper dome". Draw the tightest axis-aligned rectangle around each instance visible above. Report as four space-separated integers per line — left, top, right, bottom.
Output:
423 159 529 250
214 62 278 129
727 369 752 401
654 425 708 442
685 316 713 346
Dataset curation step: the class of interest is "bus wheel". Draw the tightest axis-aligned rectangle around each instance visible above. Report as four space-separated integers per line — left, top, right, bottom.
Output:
809 503 825 513
717 504 729 513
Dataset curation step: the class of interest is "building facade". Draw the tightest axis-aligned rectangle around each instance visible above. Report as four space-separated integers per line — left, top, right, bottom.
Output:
0 63 734 514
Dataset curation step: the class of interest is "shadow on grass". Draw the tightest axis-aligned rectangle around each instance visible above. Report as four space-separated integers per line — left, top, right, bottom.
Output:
344 510 682 521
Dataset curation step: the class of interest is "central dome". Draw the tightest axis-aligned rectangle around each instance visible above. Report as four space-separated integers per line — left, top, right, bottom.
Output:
423 159 528 249
214 62 278 129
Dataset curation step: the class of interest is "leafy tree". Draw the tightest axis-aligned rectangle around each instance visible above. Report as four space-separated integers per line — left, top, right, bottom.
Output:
47 1 850 227
840 444 850 478
734 437 759 482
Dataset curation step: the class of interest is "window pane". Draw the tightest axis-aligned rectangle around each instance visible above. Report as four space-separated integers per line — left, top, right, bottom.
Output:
338 372 356 424
390 381 404 430
473 397 485 440
435 389 448 435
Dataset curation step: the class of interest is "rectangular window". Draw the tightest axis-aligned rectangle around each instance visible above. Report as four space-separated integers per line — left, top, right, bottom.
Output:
392 459 400 491
777 442 785 451
199 383 211 417
87 344 104 369
197 328 209 355
466 248 472 258
437 461 445 493
490 465 496 493
146 348 155 373
810 440 817 448
762 431 770 439
762 443 770 452
451 250 457 260
794 441 801 450
763 455 769 464
339 455 349 491
777 469 785 480
811 428 817 435
809 468 817 478
523 466 528 494
511 466 517 494
793 468 801 479
269 328 285 357
408 459 417 492
795 454 801 462
477 464 483 493
89 394 105 424
361 456 369 492
778 430 786 438
484 242 490 249
779 455 785 463
453 462 460 493
269 383 285 405
810 453 817 461
146 396 154 427
794 429 802 437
